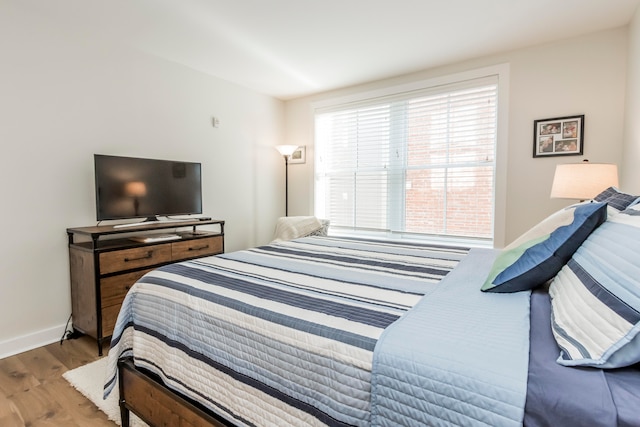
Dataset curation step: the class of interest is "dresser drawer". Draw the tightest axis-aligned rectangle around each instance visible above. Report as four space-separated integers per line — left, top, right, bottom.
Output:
99 244 172 275
172 236 222 261
101 268 153 308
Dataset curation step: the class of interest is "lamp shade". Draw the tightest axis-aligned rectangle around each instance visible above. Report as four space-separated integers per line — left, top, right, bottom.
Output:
276 145 298 157
550 162 619 200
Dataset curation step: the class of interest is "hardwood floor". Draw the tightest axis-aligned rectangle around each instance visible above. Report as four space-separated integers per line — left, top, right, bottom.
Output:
0 336 116 426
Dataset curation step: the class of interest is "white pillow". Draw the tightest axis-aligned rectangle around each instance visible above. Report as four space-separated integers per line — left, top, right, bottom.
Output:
549 204 640 368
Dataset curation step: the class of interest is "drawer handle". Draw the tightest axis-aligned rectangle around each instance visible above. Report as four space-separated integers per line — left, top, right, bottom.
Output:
188 245 210 251
124 251 153 262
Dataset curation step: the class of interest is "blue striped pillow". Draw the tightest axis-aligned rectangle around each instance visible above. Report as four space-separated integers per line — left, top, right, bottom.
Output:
550 204 640 368
481 202 607 293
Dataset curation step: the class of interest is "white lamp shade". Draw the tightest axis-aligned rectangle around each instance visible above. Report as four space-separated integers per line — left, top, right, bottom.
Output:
550 163 619 200
276 145 298 156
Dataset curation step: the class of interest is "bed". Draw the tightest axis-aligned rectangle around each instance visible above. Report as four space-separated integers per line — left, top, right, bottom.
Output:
104 193 640 427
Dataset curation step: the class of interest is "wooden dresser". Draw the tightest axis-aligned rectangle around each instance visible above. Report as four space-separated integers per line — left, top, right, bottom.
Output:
67 219 225 355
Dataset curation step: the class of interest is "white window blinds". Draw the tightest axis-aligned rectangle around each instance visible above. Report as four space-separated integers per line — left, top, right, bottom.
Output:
314 76 498 241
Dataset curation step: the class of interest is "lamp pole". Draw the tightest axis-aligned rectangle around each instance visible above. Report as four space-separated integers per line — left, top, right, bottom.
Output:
275 145 298 217
284 154 289 216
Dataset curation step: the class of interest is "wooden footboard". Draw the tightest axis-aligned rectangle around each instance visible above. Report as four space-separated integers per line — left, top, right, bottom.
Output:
117 358 233 427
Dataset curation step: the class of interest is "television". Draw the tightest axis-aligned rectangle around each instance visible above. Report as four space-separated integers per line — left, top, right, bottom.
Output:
94 154 202 222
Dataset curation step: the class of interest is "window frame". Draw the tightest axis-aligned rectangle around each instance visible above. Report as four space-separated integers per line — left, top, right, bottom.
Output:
312 64 510 247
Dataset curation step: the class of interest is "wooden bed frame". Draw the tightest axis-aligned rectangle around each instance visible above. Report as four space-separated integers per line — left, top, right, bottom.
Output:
117 358 234 427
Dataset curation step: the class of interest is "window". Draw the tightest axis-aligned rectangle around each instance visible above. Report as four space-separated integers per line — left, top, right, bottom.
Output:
314 76 498 242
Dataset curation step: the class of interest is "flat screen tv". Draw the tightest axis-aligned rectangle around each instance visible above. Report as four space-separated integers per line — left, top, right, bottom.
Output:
94 154 202 222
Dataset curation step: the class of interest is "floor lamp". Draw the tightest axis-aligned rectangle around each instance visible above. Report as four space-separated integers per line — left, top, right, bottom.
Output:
275 145 298 216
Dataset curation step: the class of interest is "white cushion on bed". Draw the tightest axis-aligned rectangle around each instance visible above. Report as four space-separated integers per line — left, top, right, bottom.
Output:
549 204 640 368
271 216 328 242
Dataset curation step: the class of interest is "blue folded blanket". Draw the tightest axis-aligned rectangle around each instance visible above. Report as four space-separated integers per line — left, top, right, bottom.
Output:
371 248 530 426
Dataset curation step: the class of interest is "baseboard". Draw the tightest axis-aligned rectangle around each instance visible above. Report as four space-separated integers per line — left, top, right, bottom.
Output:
0 323 67 359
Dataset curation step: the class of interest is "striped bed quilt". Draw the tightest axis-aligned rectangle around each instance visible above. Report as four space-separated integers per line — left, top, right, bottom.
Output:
104 236 469 427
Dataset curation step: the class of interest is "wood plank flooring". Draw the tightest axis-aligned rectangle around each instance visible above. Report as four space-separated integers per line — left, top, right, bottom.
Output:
0 336 116 426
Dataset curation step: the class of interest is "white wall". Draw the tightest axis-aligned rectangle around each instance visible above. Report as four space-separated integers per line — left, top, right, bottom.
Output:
623 6 640 191
0 3 285 357
284 28 628 246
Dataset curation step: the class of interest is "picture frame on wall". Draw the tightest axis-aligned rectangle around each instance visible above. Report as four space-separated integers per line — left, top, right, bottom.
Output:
290 146 306 164
533 115 584 158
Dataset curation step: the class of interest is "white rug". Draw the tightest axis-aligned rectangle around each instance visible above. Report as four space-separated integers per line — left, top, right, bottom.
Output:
62 357 147 426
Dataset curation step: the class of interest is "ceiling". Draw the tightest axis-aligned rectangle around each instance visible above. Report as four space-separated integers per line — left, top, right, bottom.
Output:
27 0 640 100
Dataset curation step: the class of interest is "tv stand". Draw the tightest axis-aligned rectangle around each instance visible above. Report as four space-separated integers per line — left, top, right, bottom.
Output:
67 219 225 355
